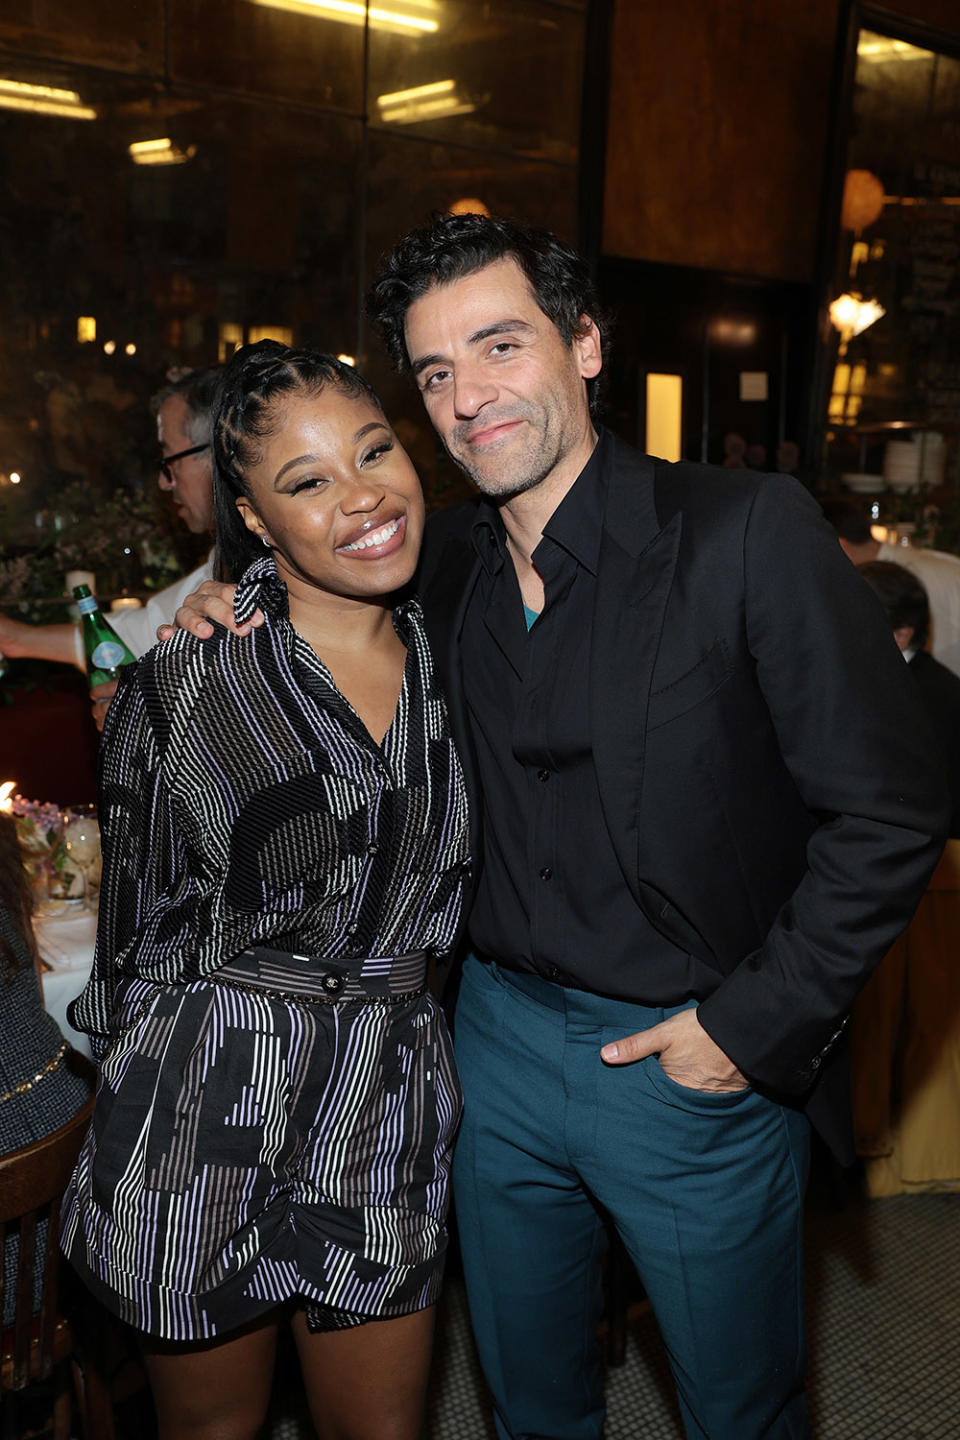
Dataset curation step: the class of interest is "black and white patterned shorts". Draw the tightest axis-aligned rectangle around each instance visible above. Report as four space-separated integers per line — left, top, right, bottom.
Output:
61 946 462 1341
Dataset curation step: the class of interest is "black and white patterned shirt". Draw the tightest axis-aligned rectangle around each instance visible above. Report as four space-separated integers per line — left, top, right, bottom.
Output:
71 555 471 1052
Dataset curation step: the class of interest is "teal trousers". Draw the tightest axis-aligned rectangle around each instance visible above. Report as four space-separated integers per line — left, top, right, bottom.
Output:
453 956 812 1440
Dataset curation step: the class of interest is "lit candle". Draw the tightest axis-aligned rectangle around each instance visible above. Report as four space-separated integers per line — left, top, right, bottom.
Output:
109 597 143 612
0 781 16 812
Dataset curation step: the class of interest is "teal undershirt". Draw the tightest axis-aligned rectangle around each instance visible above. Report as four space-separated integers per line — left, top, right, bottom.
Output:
523 604 540 631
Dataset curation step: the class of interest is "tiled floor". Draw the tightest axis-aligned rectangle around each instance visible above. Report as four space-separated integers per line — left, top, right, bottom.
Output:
262 1187 960 1439
12 1185 955 1437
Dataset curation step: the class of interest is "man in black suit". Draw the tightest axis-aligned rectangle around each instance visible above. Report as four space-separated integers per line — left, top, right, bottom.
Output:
172 217 946 1439
858 559 960 834
367 216 946 1440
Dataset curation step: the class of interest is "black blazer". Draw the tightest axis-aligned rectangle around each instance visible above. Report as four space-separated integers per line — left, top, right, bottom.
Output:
416 434 949 1160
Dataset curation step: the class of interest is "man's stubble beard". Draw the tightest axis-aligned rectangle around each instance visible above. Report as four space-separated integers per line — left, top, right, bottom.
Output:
443 406 571 503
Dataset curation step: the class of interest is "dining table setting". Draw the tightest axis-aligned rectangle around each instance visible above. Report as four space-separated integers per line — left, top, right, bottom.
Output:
36 903 97 1059
3 787 100 1058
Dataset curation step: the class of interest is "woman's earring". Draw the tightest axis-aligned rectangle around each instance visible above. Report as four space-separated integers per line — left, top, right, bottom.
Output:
261 535 273 548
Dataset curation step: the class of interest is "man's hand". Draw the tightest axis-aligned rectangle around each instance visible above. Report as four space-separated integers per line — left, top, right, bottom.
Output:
600 1007 748 1092
90 680 117 732
155 580 261 643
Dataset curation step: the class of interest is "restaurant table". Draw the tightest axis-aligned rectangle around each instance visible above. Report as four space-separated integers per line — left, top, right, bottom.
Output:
37 905 97 1060
850 838 960 1195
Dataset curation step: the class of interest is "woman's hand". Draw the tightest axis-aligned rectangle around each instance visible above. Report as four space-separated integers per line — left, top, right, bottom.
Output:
155 581 262 642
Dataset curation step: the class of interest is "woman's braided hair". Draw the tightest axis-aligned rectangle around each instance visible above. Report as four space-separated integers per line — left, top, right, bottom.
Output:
212 340 384 582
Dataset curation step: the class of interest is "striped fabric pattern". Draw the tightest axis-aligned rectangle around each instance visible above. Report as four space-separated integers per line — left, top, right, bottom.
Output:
60 556 470 1339
69 554 471 1058
61 951 461 1339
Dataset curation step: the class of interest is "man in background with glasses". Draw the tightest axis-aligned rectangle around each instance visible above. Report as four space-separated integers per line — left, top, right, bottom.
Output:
0 367 220 717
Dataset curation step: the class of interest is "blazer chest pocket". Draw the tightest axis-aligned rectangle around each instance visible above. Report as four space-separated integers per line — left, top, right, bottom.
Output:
647 639 729 732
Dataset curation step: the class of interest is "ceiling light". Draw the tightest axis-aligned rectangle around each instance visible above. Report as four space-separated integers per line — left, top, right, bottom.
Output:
378 79 455 107
129 137 196 166
857 36 933 63
249 0 438 36
377 80 475 125
0 77 96 120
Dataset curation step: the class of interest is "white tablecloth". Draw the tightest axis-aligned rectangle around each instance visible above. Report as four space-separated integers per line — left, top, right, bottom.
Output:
37 907 97 1059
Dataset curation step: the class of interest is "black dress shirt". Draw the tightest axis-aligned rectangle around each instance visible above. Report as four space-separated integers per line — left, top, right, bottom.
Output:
462 429 719 1003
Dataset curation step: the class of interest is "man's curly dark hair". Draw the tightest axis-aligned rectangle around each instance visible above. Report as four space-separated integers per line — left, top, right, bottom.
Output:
368 213 611 414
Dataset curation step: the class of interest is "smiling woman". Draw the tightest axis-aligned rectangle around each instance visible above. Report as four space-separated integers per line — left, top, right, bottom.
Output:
60 343 469 1440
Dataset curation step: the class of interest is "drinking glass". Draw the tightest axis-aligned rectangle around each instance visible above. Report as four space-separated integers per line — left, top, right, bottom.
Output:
62 804 101 911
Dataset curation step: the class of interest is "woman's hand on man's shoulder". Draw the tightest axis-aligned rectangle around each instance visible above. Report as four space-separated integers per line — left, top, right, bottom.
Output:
155 580 263 643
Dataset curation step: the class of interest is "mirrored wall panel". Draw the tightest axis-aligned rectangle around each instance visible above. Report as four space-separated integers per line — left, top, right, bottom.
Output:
0 1 587 623
817 5 960 520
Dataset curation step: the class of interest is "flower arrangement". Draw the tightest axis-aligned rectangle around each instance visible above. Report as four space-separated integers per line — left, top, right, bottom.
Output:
0 481 205 628
11 795 79 899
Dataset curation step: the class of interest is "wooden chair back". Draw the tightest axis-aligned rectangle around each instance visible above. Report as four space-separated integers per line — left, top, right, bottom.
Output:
0 1095 94 1392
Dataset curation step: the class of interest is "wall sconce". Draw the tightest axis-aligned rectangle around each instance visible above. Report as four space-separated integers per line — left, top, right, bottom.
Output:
829 293 885 338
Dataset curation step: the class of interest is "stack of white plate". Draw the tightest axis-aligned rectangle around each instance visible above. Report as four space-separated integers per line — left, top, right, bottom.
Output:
917 432 945 489
883 440 919 493
841 472 885 493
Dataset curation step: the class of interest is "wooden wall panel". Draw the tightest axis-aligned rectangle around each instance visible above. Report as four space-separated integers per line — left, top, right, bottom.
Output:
602 0 960 283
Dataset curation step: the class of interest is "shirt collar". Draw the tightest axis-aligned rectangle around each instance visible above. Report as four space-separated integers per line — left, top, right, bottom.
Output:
471 502 508 576
539 428 606 576
234 553 289 626
469 427 608 578
233 553 419 641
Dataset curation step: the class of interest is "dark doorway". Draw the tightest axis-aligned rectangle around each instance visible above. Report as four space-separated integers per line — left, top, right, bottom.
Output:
598 256 815 479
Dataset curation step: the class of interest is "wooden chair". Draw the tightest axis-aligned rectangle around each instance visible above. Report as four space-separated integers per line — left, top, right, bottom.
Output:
0 1090 115 1440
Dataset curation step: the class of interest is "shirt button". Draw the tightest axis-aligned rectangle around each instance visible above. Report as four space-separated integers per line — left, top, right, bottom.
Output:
537 769 550 783
539 867 552 881
346 921 359 936
366 843 379 856
547 965 562 982
322 972 344 994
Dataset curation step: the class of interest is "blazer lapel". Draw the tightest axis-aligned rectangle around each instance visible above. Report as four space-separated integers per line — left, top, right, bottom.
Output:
591 444 681 904
418 530 484 863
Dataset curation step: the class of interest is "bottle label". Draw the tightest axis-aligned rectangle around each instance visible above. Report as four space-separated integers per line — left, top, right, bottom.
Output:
92 641 127 670
76 596 98 615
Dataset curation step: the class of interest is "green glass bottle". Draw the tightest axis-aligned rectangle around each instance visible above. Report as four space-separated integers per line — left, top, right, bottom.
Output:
72 584 137 686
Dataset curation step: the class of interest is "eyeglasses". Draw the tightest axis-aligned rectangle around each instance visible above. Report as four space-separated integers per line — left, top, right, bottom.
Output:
159 442 209 484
